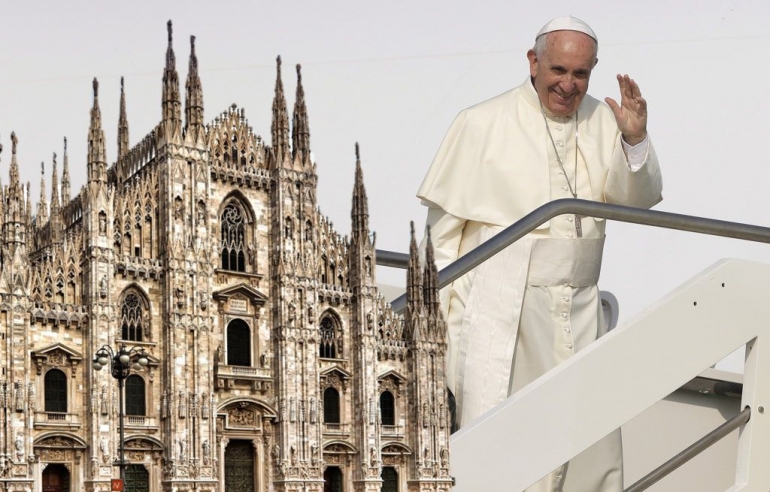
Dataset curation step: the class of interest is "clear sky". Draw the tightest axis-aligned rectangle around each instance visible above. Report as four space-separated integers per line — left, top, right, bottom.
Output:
2 0 770 371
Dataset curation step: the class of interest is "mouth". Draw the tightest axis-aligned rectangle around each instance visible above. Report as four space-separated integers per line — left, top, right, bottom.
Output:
552 90 577 102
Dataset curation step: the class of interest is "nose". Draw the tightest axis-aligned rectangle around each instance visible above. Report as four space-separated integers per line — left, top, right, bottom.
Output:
558 75 576 92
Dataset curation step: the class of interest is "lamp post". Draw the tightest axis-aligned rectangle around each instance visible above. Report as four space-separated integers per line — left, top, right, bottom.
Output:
92 344 149 487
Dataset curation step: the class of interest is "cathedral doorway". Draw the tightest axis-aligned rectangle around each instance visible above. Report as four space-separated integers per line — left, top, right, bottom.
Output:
381 466 399 492
125 464 150 492
42 463 70 492
323 466 343 492
225 439 256 492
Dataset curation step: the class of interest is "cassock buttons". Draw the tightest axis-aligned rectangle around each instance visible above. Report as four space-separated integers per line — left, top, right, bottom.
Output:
556 141 564 148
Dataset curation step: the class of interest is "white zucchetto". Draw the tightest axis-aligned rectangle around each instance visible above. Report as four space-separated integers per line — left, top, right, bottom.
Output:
536 16 597 42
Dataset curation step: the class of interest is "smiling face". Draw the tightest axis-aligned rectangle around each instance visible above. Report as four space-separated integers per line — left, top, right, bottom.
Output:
527 30 597 117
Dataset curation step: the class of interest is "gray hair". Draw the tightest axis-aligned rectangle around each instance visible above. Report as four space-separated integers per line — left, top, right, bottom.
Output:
533 32 598 59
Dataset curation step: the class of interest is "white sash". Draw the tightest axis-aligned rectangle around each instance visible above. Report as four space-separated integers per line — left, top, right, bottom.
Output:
454 234 605 426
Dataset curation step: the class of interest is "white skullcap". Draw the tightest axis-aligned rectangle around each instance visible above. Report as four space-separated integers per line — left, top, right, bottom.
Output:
536 16 597 42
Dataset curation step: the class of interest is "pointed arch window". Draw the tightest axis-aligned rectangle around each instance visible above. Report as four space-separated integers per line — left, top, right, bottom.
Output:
121 291 147 341
319 314 342 359
220 202 246 272
44 369 67 413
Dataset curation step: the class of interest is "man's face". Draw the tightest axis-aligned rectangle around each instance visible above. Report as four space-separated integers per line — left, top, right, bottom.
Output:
527 31 597 117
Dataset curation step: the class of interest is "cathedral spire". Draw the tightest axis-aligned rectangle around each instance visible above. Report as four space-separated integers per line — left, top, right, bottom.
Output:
292 64 310 163
351 143 369 241
50 153 60 211
162 20 181 125
406 221 424 315
62 137 71 204
87 78 107 183
118 77 129 159
271 56 290 161
185 35 204 135
9 132 20 194
37 161 48 225
423 226 440 319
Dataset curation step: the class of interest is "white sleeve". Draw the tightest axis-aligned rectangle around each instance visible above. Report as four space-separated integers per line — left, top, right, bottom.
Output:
621 135 650 172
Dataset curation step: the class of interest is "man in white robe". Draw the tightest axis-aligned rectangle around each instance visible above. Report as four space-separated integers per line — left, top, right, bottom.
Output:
417 16 663 492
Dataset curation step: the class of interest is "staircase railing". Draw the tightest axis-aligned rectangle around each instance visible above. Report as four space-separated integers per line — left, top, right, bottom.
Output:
375 199 770 491
377 198 770 314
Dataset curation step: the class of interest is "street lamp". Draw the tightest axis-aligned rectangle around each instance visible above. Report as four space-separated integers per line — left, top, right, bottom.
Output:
92 344 149 486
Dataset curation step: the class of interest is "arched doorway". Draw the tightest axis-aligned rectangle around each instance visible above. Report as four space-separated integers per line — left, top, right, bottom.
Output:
225 439 256 492
125 464 150 492
42 463 70 492
324 466 343 492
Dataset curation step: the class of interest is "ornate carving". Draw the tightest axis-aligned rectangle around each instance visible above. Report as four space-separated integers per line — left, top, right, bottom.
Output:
38 437 74 448
227 407 255 427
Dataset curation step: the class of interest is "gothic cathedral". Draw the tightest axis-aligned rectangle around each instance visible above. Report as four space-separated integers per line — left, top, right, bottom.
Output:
0 21 452 492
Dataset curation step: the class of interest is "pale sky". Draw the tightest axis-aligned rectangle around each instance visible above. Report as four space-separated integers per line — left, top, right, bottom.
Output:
2 0 770 371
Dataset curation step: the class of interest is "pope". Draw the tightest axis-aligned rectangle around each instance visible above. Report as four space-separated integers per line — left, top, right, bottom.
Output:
417 16 663 492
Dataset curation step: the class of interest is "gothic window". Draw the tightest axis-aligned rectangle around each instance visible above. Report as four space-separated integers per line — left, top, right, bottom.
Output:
381 467 399 492
323 466 343 492
323 387 340 424
220 202 247 272
125 375 146 416
319 314 342 359
380 391 395 426
227 319 251 367
121 291 147 341
135 223 142 257
44 369 67 413
114 219 122 247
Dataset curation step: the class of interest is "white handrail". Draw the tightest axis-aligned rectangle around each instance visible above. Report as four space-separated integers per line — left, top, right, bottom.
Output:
450 258 770 491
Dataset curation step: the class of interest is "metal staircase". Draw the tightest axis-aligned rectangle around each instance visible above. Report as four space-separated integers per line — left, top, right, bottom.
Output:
377 199 770 491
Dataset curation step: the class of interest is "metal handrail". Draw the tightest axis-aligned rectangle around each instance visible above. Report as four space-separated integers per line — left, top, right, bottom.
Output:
378 198 770 313
625 406 751 492
376 198 767 488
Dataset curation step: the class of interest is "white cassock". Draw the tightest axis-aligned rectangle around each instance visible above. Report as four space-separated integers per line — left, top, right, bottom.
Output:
417 78 663 491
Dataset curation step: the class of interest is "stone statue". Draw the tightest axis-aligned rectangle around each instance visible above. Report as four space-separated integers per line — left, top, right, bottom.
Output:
14 434 24 462
99 275 108 299
100 437 109 464
202 439 210 465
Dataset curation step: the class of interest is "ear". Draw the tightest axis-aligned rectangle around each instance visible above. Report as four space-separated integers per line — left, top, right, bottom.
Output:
593 57 599 69
527 49 538 78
